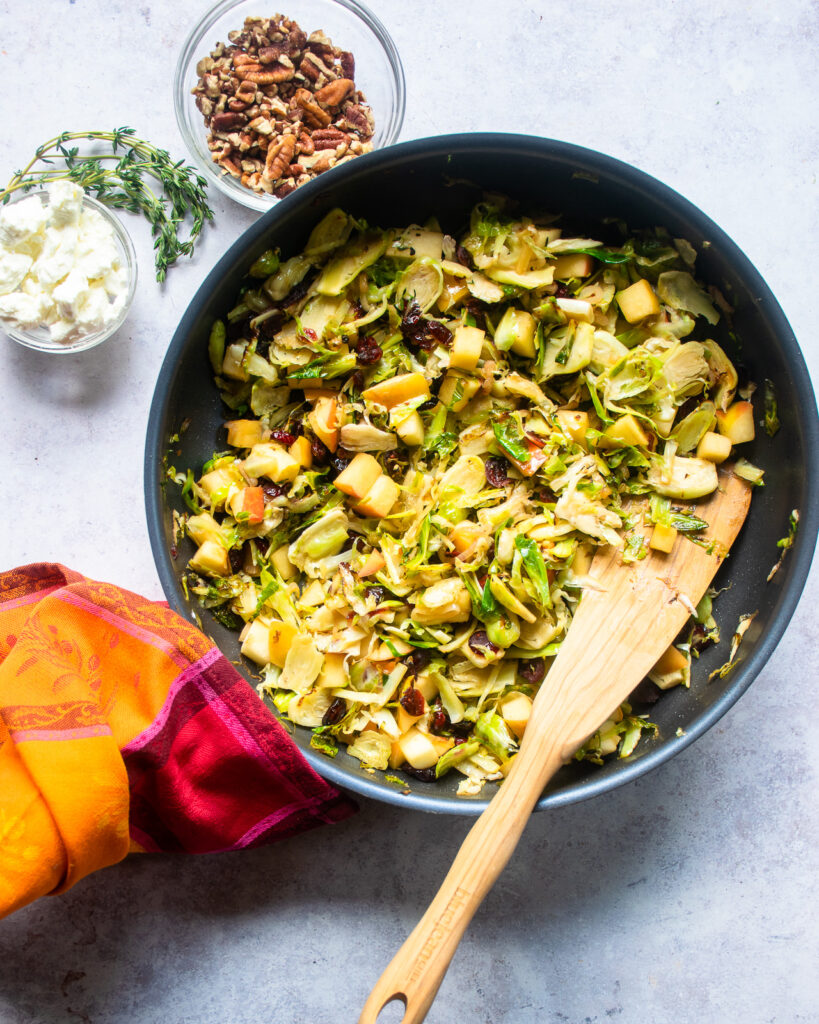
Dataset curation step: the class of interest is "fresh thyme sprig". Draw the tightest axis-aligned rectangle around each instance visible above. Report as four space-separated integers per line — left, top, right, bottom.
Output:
0 127 213 282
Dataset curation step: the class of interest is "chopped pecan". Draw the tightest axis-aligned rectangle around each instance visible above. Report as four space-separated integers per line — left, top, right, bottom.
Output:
314 78 354 109
246 63 294 85
312 127 349 150
233 62 264 79
342 103 374 137
293 87 332 128
264 133 297 180
258 43 288 64
192 12 376 198
211 111 246 131
297 130 315 156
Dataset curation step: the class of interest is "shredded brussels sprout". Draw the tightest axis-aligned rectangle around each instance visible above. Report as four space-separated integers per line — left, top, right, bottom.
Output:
179 202 758 794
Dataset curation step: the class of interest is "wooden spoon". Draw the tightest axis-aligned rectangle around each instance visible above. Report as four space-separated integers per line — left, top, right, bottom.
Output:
359 468 751 1024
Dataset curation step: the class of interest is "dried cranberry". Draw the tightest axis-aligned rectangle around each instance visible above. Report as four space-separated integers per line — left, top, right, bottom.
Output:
402 766 437 783
400 687 426 717
321 698 347 727
365 585 389 604
455 244 474 269
629 678 663 706
228 547 243 573
262 482 286 501
355 335 383 365
518 658 546 686
257 311 285 340
399 300 450 352
404 649 431 676
463 297 487 331
484 456 510 487
426 320 453 348
429 705 451 734
468 630 500 657
280 275 313 309
450 720 475 738
554 283 571 299
310 436 330 464
269 429 297 446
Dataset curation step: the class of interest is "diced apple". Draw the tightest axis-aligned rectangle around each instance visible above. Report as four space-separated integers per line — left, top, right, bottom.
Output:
427 733 455 758
649 643 689 690
225 419 264 448
271 543 297 580
616 278 660 323
696 430 732 463
308 396 339 452
715 401 755 444
236 486 265 524
601 413 650 448
438 372 481 412
317 651 347 689
299 580 326 606
240 619 273 666
556 408 589 447
198 465 242 508
555 297 594 323
495 307 537 358
437 275 470 313
389 739 406 769
449 520 483 555
354 474 400 519
394 409 425 446
396 699 427 733
509 441 548 477
500 691 533 740
186 511 224 547
649 523 677 553
301 387 338 401
358 550 386 577
268 619 298 669
289 435 313 468
333 452 382 500
189 539 230 578
397 726 440 769
243 443 300 483
361 372 430 410
552 253 594 279
449 324 485 372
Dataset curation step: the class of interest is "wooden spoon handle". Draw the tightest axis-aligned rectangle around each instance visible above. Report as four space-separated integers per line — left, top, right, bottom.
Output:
358 735 565 1024
359 470 751 1024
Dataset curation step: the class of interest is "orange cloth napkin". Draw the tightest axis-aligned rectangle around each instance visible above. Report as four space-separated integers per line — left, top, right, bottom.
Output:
0 563 356 919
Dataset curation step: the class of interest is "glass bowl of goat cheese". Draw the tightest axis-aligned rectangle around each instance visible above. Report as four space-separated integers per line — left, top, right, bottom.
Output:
0 181 137 354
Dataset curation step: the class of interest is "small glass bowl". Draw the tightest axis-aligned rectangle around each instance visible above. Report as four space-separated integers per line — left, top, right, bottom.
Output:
1 189 137 355
174 0 406 212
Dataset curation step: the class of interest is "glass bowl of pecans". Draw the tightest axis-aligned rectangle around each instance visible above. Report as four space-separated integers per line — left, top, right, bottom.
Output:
174 0 406 211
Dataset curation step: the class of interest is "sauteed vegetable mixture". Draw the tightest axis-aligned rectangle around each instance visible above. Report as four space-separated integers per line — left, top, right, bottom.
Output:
176 202 761 794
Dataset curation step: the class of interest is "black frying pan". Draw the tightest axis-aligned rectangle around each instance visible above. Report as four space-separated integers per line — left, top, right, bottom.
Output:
144 133 819 814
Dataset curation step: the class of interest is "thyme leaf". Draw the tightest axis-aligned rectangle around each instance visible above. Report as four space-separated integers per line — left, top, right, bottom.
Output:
0 127 213 282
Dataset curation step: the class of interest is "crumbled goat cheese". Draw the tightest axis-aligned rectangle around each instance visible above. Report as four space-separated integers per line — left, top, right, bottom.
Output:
0 182 127 343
